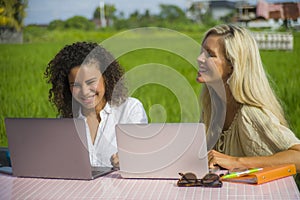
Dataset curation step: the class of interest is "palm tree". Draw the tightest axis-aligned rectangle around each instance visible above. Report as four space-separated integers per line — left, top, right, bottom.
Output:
0 0 28 31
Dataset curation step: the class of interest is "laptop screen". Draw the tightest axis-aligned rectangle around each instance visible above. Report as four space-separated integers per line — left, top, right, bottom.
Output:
5 118 97 180
116 123 208 179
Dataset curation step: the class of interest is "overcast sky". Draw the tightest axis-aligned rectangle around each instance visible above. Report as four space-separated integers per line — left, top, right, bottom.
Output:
24 0 187 25
24 0 300 25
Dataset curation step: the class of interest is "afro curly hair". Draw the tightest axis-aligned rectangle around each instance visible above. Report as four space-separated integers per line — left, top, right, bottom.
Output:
45 41 128 118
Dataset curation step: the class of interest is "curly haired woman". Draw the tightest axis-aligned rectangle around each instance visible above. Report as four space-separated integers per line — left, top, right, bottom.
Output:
196 24 300 172
45 42 148 168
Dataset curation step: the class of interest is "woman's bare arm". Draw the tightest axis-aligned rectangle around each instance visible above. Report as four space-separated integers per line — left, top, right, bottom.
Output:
208 144 300 172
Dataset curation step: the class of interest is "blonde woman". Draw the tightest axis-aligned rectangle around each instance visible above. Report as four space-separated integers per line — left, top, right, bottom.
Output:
197 24 300 172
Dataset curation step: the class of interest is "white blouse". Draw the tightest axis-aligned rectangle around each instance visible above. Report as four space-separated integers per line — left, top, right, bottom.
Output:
78 97 148 167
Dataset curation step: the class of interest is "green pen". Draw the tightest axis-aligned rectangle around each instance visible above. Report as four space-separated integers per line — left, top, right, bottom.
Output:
222 168 263 179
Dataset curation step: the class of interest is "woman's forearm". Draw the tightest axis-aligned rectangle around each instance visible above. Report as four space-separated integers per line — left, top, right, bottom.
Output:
237 144 300 172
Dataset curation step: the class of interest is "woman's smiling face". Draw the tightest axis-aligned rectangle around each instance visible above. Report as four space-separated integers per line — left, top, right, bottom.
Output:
68 63 106 112
196 34 232 84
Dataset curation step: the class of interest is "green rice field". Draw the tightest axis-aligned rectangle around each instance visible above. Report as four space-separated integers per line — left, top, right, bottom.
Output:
0 28 300 147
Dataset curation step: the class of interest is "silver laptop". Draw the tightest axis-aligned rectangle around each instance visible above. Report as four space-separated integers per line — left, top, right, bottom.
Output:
115 123 208 179
5 118 115 180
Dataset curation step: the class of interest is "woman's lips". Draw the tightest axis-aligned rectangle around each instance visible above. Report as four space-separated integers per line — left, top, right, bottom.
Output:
81 96 94 104
198 67 208 73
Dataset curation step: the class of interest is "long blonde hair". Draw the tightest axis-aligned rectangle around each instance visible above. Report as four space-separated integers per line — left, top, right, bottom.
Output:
200 24 288 135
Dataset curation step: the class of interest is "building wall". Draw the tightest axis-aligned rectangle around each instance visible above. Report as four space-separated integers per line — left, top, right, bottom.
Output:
0 29 23 44
257 0 299 20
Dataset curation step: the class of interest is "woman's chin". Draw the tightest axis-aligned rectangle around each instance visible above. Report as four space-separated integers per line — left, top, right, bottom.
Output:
196 76 206 83
81 103 95 110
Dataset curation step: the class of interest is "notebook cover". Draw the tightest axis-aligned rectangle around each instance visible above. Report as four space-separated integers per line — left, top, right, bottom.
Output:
221 164 296 185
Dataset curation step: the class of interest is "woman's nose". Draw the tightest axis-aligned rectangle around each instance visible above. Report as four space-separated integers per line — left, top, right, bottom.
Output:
197 53 206 64
81 84 90 96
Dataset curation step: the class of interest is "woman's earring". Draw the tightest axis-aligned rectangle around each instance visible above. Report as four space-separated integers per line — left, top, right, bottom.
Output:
227 67 233 85
226 78 230 85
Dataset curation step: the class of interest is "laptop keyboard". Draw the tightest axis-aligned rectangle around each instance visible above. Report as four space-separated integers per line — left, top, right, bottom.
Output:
91 167 114 177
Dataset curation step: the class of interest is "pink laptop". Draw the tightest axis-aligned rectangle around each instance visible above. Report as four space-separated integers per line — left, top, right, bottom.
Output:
5 118 115 180
116 123 208 179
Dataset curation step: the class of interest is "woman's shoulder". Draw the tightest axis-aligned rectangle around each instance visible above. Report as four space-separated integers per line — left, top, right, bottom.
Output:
111 97 148 123
240 105 267 119
240 105 283 120
239 104 287 130
237 105 271 129
238 105 300 150
112 97 144 110
123 97 143 105
127 97 142 102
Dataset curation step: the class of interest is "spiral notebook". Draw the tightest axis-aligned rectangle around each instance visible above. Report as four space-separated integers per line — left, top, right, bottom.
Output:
221 164 296 185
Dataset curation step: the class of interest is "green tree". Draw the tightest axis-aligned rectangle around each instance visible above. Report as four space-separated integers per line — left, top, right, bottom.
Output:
126 10 141 28
139 10 158 27
0 0 28 31
48 19 64 30
64 16 95 30
114 4 194 30
201 10 218 27
158 4 187 23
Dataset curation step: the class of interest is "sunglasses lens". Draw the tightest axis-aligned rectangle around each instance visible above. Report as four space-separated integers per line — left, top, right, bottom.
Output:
180 172 197 183
202 173 220 184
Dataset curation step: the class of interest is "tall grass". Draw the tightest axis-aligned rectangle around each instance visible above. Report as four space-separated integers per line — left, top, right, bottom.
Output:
260 42 300 136
0 43 59 145
0 29 299 147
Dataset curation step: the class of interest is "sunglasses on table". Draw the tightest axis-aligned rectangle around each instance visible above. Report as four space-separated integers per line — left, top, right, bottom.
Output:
177 172 222 188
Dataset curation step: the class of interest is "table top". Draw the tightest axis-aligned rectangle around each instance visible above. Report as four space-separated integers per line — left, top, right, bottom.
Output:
0 172 299 200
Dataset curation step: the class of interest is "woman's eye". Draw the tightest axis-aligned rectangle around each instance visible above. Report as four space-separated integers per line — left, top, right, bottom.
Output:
201 49 213 58
71 83 80 87
87 80 97 86
206 51 214 57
